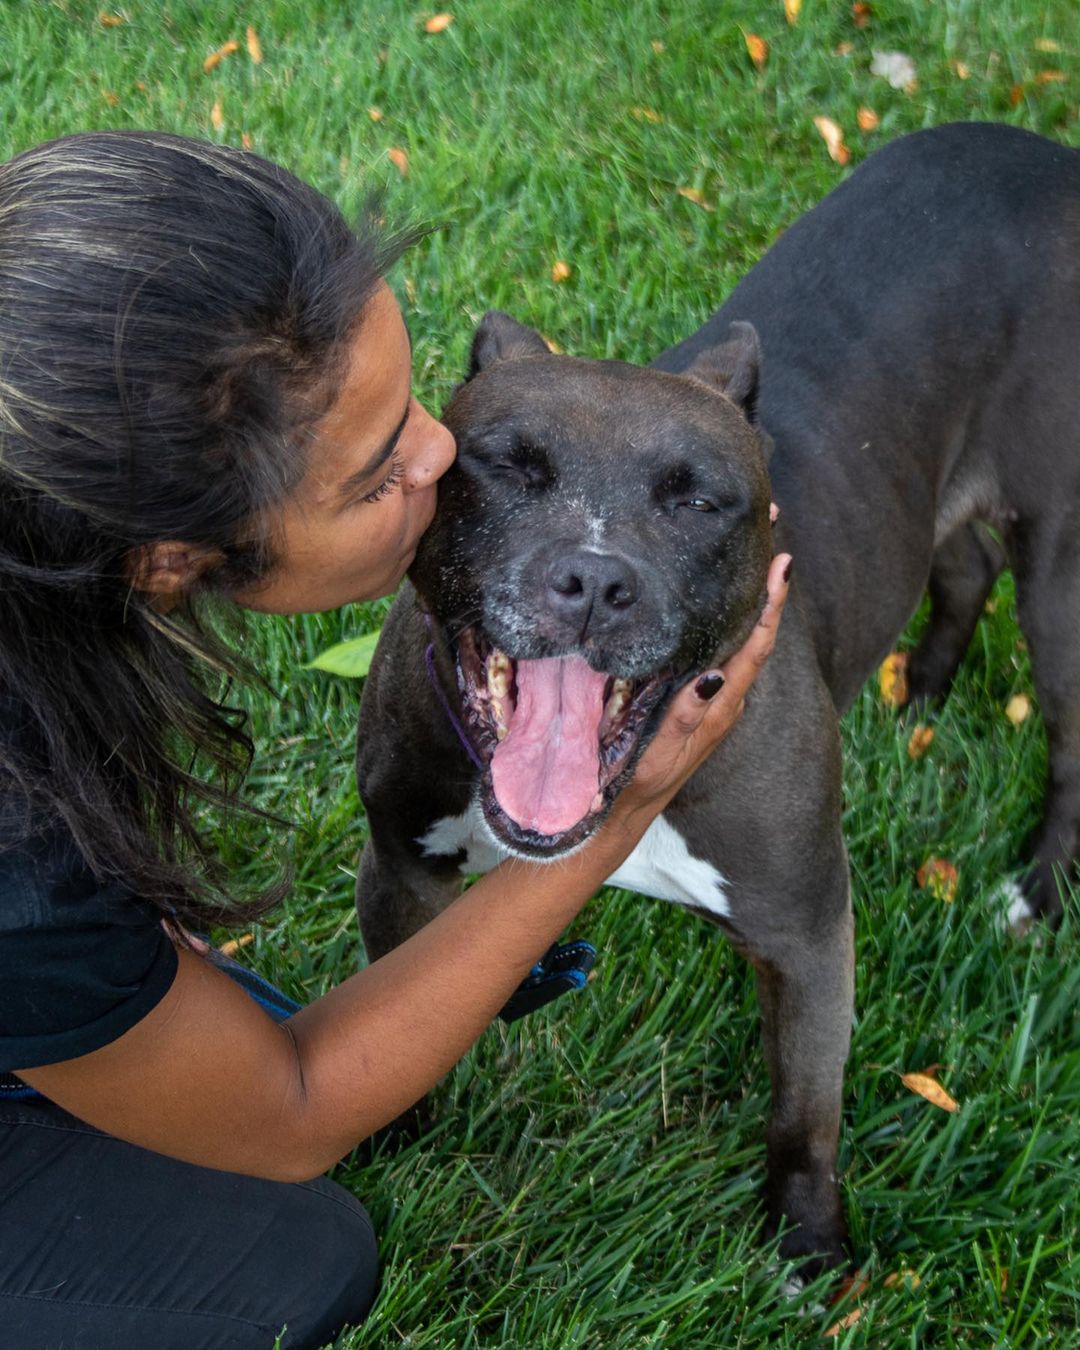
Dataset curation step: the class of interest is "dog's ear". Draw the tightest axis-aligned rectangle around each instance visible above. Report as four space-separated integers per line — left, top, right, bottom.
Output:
468 310 552 378
683 320 762 424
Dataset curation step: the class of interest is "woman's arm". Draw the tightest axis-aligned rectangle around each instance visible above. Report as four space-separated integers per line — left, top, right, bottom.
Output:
21 555 789 1180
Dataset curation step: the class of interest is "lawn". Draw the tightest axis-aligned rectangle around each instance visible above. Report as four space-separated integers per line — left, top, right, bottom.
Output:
2 1 1077 1345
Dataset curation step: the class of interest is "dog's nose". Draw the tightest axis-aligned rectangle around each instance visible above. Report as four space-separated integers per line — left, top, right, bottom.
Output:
545 549 639 617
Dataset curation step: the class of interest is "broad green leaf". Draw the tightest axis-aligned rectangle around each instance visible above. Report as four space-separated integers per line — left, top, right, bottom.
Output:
304 629 382 678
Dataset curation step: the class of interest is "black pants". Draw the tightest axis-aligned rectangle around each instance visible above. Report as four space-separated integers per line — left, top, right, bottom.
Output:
0 1095 379 1348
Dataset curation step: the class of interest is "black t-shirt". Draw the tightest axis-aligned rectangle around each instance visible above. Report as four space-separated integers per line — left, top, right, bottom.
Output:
0 701 177 1073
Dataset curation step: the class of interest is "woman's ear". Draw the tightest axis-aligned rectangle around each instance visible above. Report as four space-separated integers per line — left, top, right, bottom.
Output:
126 541 226 610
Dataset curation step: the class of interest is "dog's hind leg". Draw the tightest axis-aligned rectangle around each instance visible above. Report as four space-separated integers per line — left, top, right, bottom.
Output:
905 522 1006 707
746 870 854 1276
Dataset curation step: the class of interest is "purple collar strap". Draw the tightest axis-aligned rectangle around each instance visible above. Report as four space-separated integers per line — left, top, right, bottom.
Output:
422 614 486 771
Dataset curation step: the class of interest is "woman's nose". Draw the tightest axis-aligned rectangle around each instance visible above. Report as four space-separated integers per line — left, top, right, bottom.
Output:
403 398 456 492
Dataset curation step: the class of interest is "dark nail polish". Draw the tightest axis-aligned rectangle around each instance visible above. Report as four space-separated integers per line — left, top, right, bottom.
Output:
782 558 793 583
695 672 724 701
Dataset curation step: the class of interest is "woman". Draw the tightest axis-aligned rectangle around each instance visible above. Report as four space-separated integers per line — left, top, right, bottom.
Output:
0 131 790 1347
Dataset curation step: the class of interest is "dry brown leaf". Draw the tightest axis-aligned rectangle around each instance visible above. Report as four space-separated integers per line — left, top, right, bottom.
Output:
102 89 120 106
878 651 908 706
907 724 934 759
241 131 253 149
917 856 958 903
825 1307 862 1336
551 260 572 283
369 106 384 122
884 1267 922 1290
651 39 665 53
210 99 224 130
851 2 871 27
676 186 714 211
901 1070 959 1112
836 41 855 56
1009 83 1025 106
857 105 880 131
630 105 664 123
98 11 125 26
219 932 254 958
1035 70 1066 84
388 147 409 176
953 60 971 79
1000 1268 1009 1293
1034 38 1062 53
813 115 850 165
204 40 239 74
784 0 801 26
1006 693 1031 725
246 26 263 64
542 334 564 354
425 13 453 33
745 33 768 70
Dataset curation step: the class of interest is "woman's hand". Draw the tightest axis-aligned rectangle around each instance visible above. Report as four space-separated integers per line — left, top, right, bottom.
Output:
612 551 791 834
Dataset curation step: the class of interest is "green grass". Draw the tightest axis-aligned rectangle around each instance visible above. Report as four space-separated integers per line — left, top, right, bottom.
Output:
3 1 1078 1345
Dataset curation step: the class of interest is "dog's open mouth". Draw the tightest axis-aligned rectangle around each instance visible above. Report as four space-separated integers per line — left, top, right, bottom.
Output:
454 626 671 850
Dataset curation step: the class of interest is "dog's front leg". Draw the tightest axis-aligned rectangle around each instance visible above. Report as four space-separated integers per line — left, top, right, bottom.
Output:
750 879 854 1277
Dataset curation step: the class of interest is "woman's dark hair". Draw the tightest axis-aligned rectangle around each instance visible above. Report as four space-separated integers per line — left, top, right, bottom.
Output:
0 129 413 925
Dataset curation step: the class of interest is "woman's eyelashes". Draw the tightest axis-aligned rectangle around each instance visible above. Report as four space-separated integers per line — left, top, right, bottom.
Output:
359 451 407 504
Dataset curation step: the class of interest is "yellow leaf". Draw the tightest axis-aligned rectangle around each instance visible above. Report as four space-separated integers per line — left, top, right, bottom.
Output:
953 60 971 79
884 1267 922 1290
551 260 572 283
676 186 714 211
836 41 855 56
241 131 253 149
102 88 120 106
425 12 453 33
1035 69 1066 84
784 0 801 25
204 40 239 74
901 1070 959 1112
542 334 563 354
629 105 664 123
745 33 768 71
916 856 958 903
857 105 880 132
369 106 384 122
98 11 125 26
651 39 665 53
246 25 263 64
813 115 850 165
907 724 934 759
878 651 909 706
825 1307 862 1336
388 147 409 176
219 932 254 958
1006 693 1031 725
210 100 224 130
1034 38 1061 52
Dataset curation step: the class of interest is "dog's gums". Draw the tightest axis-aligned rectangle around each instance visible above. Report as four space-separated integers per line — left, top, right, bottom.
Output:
455 625 670 849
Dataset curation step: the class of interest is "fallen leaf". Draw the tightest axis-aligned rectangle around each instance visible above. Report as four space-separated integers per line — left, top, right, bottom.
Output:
1006 693 1031 725
836 41 854 56
241 131 253 149
871 48 918 91
745 33 768 70
246 25 263 64
813 116 850 165
1035 69 1066 84
1000 1267 1009 1293
907 724 934 758
403 276 417 305
204 40 239 74
219 932 254 958
825 1308 862 1336
851 2 871 27
424 12 453 33
369 106 384 121
377 47 389 64
1034 38 1061 52
884 1267 922 1290
1009 83 1025 106
953 60 971 79
135 79 147 92
542 334 564 354
630 105 664 123
102 88 120 106
832 1272 870 1303
916 856 958 903
210 99 224 130
857 105 880 131
98 11 125 26
676 185 714 210
901 1069 959 1112
878 651 909 706
651 39 665 53
551 259 572 283
784 0 801 26
388 146 409 176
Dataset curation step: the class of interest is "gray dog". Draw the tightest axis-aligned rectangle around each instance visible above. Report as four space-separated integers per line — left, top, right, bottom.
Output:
355 122 1080 1272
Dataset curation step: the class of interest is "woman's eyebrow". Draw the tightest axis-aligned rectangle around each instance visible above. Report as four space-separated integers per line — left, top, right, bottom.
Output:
337 399 411 500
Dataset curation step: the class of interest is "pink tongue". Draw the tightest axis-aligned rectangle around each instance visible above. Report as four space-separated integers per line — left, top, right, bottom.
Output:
490 655 608 835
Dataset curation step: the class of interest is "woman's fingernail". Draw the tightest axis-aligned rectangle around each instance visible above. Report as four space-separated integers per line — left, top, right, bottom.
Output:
695 671 725 701
782 557 793 583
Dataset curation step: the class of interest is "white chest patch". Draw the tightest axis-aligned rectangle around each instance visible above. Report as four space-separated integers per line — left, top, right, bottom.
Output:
417 804 730 919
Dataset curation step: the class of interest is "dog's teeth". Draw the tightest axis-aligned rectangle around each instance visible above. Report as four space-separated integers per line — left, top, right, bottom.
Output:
486 649 512 699
492 695 509 740
605 678 632 721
